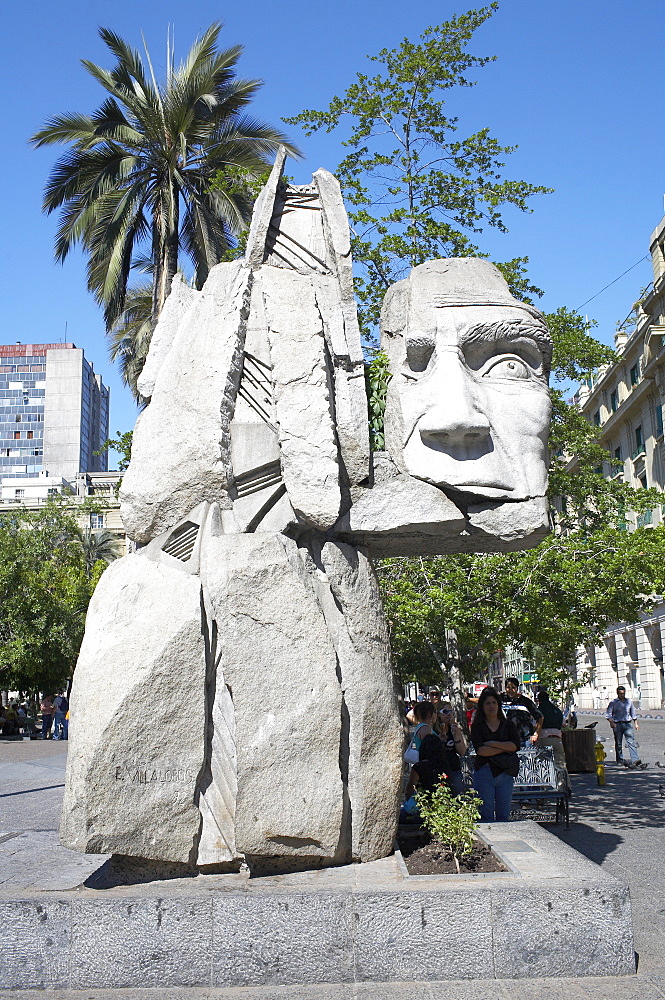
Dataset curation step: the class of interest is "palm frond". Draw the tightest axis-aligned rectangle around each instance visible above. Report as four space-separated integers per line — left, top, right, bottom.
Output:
30 113 98 148
34 21 299 341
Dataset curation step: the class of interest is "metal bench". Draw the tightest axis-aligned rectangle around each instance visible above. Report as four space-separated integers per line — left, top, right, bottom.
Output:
462 747 570 828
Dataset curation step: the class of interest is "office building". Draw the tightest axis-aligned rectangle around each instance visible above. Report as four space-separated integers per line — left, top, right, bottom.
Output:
0 342 109 482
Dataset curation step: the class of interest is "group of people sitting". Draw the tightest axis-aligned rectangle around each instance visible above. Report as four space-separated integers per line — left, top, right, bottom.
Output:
402 680 570 824
0 700 35 737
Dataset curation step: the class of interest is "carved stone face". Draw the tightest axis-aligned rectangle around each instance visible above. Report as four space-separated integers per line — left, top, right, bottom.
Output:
381 260 552 502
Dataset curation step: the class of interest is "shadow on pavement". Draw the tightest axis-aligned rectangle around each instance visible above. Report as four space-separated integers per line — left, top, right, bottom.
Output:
566 767 665 829
544 821 624 864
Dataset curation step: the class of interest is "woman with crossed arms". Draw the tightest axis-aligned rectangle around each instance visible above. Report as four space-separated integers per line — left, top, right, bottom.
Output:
471 686 520 822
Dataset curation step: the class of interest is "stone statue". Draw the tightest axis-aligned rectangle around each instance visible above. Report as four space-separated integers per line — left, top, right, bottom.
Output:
60 150 551 872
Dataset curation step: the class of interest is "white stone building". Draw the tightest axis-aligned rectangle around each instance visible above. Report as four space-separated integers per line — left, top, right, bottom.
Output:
0 470 126 546
571 215 665 709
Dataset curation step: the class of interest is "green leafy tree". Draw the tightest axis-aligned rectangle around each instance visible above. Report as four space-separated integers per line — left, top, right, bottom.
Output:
31 23 299 334
108 285 153 405
364 350 392 450
286 5 550 337
98 430 133 473
0 502 99 692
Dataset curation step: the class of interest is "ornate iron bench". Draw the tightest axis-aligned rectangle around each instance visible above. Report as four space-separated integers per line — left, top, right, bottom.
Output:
462 747 570 828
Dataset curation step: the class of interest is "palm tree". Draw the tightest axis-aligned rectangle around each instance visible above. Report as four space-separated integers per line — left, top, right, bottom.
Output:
107 284 153 405
31 24 299 332
75 527 124 578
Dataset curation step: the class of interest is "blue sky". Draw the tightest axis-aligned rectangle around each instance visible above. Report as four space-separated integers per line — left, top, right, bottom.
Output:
1 0 663 457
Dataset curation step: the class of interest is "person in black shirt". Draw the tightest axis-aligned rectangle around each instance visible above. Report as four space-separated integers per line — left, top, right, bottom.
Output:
500 677 543 747
471 686 520 822
436 701 467 794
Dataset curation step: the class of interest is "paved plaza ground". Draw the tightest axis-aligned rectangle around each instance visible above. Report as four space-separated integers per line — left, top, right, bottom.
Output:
1 713 664 998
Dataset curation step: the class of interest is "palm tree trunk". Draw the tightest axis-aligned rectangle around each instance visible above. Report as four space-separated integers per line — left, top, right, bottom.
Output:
151 185 180 323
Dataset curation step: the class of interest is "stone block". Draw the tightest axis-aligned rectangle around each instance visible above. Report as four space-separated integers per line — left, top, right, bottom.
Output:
312 273 369 486
319 542 403 861
71 896 212 988
200 532 345 863
211 891 354 986
262 266 341 530
353 889 494 980
0 899 70 989
120 260 252 543
465 495 550 551
245 147 288 268
335 475 467 556
137 273 199 400
491 884 635 978
380 258 551 516
60 553 206 863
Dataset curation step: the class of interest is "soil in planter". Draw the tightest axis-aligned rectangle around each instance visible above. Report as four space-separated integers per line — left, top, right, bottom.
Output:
397 829 508 875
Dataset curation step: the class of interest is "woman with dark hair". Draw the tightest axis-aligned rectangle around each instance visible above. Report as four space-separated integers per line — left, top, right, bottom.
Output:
471 686 520 822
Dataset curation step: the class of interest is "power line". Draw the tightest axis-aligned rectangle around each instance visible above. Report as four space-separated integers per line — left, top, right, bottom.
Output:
576 256 650 311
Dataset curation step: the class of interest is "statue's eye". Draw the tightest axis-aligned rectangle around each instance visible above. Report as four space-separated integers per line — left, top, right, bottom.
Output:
405 337 434 373
483 356 530 380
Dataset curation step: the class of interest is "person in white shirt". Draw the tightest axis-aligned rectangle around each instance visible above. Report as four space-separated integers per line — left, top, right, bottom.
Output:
605 686 640 767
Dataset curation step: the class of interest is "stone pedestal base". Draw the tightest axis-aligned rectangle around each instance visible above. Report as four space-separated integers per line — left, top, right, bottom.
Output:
1 823 634 990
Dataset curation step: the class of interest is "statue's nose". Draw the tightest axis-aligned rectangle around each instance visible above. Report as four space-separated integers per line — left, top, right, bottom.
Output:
418 351 490 447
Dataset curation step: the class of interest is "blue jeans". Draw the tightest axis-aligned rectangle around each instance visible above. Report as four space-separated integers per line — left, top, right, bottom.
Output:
53 711 68 740
473 764 514 822
613 721 638 763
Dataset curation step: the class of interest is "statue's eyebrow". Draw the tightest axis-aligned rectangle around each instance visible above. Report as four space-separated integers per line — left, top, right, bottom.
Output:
459 319 551 351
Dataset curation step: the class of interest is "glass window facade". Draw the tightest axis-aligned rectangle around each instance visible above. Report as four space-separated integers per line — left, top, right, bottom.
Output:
0 344 108 480
0 352 46 476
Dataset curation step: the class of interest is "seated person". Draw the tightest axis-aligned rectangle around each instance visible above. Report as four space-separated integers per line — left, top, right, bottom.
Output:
534 687 570 790
400 731 465 822
2 702 19 736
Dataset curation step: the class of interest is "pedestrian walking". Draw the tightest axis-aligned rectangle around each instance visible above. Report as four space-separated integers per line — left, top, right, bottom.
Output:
52 691 69 740
605 685 641 767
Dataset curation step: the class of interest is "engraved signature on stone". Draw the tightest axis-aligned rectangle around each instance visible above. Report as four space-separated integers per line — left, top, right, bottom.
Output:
114 765 194 783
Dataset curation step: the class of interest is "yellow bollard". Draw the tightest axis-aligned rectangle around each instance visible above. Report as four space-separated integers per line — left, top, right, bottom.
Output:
595 740 606 786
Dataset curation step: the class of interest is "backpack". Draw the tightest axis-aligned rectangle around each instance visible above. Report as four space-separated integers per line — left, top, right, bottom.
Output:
503 702 535 743
404 723 431 764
